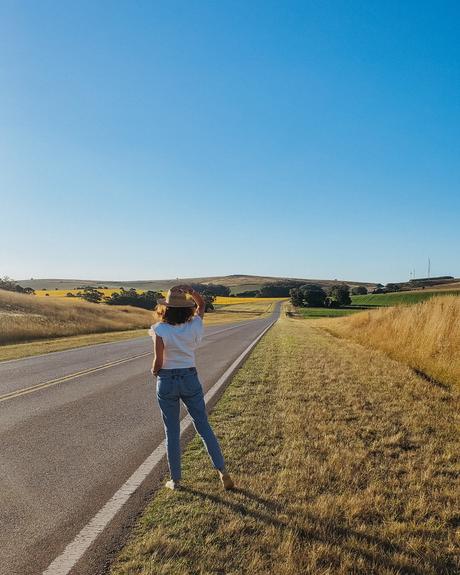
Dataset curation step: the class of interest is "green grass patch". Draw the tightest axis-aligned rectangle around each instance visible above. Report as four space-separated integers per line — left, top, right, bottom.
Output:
352 289 460 307
296 307 360 318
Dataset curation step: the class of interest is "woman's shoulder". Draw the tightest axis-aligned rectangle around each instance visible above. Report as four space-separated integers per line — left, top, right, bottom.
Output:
148 321 168 337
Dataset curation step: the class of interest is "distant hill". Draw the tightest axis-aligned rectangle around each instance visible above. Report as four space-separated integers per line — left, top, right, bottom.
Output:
18 274 377 295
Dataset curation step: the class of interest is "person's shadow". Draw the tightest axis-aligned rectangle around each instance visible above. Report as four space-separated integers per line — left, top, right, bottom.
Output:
180 486 455 575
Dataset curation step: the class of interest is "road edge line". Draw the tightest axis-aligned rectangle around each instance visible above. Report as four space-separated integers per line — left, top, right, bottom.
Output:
42 316 278 575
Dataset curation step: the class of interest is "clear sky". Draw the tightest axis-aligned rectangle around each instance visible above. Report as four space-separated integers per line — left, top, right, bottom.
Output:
1 1 459 284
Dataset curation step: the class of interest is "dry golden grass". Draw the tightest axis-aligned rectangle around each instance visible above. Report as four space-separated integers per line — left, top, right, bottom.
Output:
320 295 460 387
0 289 152 345
110 316 459 575
0 291 272 360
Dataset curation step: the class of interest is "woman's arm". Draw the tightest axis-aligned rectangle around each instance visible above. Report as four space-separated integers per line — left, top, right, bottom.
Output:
172 285 206 318
151 334 164 375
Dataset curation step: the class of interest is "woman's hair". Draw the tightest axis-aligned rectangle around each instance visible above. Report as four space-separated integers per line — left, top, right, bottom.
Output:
154 304 196 325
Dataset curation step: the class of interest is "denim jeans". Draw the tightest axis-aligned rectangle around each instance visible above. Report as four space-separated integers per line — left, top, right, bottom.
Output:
156 367 225 481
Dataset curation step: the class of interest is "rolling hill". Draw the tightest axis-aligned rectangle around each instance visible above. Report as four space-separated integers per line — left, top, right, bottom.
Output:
18 274 377 295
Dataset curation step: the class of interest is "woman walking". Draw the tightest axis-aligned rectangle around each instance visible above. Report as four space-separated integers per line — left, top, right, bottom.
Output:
150 285 234 491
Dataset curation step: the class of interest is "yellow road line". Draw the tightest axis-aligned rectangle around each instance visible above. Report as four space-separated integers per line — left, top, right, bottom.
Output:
0 320 264 404
0 352 152 404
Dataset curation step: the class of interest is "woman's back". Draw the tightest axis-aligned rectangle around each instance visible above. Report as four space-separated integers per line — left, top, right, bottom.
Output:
149 315 203 369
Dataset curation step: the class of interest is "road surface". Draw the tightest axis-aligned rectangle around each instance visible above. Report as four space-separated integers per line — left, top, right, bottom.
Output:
0 304 280 575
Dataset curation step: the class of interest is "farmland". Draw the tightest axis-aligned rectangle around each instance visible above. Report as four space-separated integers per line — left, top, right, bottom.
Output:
34 289 283 307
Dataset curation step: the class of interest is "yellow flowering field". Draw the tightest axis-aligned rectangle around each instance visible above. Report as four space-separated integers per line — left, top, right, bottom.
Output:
35 289 118 298
34 290 284 305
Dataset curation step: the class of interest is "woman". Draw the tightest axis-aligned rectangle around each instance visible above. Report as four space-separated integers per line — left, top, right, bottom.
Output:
150 285 234 491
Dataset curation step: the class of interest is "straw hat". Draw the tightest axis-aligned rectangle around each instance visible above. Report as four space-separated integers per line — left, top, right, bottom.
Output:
157 289 196 308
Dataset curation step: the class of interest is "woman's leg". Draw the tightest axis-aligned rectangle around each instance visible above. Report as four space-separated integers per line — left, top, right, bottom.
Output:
180 372 225 471
157 376 181 481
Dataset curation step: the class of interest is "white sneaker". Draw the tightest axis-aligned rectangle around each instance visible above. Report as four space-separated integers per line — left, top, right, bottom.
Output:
165 479 181 490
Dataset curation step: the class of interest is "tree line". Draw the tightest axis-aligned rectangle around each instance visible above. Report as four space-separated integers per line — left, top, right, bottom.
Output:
67 283 227 311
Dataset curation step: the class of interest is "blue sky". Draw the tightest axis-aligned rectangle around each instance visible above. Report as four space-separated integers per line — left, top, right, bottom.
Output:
1 1 459 283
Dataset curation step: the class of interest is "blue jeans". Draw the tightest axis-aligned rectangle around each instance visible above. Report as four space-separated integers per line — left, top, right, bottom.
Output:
156 367 225 481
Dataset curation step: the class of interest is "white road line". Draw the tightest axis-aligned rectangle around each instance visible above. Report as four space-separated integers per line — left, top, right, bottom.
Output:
42 318 277 575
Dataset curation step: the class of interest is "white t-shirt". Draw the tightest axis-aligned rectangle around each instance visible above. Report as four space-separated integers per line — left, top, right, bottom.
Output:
148 315 204 369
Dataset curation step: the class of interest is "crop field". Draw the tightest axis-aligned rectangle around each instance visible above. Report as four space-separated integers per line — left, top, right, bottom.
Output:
34 288 119 298
33 290 282 306
351 289 460 307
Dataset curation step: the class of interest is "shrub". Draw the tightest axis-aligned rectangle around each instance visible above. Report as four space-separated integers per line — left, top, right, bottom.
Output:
78 288 104 304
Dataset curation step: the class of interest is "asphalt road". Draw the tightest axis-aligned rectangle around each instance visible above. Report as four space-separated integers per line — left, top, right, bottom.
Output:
0 304 280 575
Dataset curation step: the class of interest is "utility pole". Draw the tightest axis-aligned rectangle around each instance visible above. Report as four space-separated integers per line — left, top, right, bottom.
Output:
428 258 431 278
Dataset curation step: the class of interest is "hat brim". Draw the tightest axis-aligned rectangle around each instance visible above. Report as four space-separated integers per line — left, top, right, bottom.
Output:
156 298 196 308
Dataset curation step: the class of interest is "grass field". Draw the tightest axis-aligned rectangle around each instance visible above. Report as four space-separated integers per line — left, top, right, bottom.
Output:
321 295 460 388
110 315 459 575
296 307 360 318
351 289 460 307
0 289 152 345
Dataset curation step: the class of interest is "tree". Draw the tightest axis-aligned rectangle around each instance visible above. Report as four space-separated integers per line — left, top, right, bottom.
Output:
385 283 401 292
78 288 104 304
351 286 368 295
289 284 329 308
259 281 304 297
0 276 35 294
104 288 162 310
301 284 327 307
328 284 351 307
203 293 215 312
289 287 304 306
66 292 76 297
